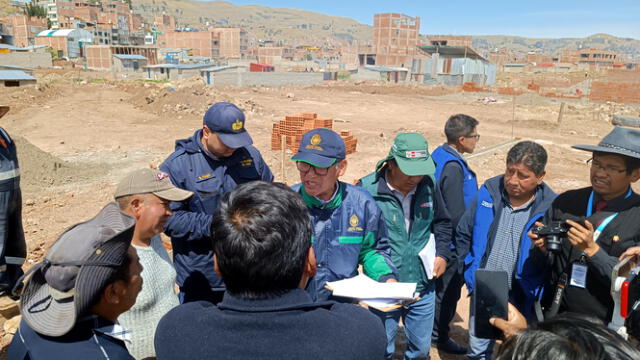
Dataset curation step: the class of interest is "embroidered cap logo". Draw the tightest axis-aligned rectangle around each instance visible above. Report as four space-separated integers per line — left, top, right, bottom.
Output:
231 119 243 131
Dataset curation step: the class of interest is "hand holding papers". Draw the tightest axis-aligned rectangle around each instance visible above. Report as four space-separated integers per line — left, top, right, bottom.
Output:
418 234 437 280
325 274 417 312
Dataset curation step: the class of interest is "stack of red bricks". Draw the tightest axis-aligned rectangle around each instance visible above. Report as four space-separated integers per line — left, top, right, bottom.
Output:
462 82 483 92
271 113 357 154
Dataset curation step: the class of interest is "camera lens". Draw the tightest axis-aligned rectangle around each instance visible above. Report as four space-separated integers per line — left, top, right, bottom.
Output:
546 235 562 253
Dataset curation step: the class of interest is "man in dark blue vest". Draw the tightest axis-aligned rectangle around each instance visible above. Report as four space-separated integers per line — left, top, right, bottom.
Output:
457 141 556 360
431 114 480 354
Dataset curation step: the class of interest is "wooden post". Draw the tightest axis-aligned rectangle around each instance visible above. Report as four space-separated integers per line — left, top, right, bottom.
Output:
557 102 566 125
281 135 287 184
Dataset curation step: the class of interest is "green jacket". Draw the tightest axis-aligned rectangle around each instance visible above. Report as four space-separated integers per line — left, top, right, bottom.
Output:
359 166 451 292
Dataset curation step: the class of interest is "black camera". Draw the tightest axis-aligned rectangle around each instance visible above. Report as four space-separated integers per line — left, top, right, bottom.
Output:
532 221 570 253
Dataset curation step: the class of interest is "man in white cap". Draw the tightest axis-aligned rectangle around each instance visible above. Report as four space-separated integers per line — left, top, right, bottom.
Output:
114 168 193 360
9 203 142 359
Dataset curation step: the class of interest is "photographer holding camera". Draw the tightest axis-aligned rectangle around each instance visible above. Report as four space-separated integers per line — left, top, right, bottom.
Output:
530 126 640 323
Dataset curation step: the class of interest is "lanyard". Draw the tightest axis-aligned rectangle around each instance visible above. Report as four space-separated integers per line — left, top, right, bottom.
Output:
585 188 632 242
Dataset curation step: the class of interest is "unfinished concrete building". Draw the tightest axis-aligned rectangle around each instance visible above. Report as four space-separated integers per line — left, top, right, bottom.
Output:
373 13 419 67
562 48 619 67
426 35 472 48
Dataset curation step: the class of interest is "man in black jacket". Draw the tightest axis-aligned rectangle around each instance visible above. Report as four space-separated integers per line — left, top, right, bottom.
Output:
531 126 640 323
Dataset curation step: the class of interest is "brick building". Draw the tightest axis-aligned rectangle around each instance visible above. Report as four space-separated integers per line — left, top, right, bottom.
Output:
0 15 48 47
373 13 420 67
157 28 241 59
85 44 158 70
425 35 472 48
562 48 619 66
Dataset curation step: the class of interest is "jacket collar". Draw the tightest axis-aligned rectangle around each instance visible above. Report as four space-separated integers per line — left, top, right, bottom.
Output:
300 182 344 210
592 186 640 212
218 288 333 312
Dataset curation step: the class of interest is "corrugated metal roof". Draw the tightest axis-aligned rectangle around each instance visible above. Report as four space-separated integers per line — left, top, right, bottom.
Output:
364 65 408 72
417 45 487 61
113 54 148 60
0 70 36 81
36 29 78 37
0 65 31 71
146 63 214 70
200 65 240 72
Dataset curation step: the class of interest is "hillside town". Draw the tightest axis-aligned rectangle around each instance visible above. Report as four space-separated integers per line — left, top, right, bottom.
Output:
0 0 637 96
0 1 640 360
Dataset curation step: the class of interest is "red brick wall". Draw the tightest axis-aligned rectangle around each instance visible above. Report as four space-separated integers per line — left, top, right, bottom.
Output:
589 81 640 103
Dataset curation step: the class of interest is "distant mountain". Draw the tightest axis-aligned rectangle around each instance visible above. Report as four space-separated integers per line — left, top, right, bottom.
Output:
471 33 640 61
132 0 371 46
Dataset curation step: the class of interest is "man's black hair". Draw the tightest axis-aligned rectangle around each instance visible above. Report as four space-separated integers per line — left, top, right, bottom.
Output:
444 114 479 143
495 329 579 360
496 312 640 360
211 181 312 299
593 151 640 175
506 141 547 177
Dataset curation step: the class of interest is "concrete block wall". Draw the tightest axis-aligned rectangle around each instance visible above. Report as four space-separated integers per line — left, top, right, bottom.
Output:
590 81 640 103
0 52 52 68
212 72 324 86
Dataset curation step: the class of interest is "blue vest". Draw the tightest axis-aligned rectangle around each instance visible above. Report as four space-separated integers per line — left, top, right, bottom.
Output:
462 186 547 318
432 145 477 207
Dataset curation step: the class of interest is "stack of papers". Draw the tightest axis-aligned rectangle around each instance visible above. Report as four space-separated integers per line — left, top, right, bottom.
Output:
325 274 417 312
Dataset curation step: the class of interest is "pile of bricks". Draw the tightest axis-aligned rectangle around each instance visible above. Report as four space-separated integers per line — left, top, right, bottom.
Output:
462 82 483 92
527 82 541 92
271 113 358 154
589 81 640 103
497 87 526 96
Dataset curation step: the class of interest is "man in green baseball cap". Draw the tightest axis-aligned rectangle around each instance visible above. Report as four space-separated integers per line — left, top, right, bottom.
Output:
358 132 452 360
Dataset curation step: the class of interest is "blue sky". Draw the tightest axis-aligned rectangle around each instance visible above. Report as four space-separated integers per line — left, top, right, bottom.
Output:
220 0 640 39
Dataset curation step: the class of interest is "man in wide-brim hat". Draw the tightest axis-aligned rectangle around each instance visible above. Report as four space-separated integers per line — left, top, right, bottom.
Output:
8 203 143 359
0 105 27 298
531 126 640 322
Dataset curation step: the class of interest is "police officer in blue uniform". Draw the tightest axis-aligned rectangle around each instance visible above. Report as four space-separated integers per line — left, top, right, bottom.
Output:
0 106 26 297
160 102 273 304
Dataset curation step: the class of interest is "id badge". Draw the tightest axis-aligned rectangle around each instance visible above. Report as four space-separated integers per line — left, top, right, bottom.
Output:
570 263 588 288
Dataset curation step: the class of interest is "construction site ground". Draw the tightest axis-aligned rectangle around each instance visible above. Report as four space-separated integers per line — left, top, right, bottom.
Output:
1 68 639 359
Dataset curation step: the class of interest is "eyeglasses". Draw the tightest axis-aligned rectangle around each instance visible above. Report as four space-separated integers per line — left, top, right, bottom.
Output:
587 157 627 175
296 161 337 176
465 134 481 140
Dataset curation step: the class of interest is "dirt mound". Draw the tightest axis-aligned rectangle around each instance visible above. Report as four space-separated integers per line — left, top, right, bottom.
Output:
14 136 106 192
122 79 263 119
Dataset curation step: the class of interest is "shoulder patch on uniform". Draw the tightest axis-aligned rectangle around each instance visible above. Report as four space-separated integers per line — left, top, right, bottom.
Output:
239 158 253 167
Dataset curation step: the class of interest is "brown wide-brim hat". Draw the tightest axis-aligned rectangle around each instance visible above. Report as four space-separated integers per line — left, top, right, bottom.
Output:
20 203 135 337
572 126 640 160
0 106 9 119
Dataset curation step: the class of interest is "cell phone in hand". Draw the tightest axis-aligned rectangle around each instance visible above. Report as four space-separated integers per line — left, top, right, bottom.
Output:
473 269 508 339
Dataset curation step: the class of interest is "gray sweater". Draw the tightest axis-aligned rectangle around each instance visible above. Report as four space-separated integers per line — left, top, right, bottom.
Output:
118 235 179 359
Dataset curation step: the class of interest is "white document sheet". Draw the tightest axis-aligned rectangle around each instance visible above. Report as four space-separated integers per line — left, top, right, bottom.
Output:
325 274 416 300
419 234 437 280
